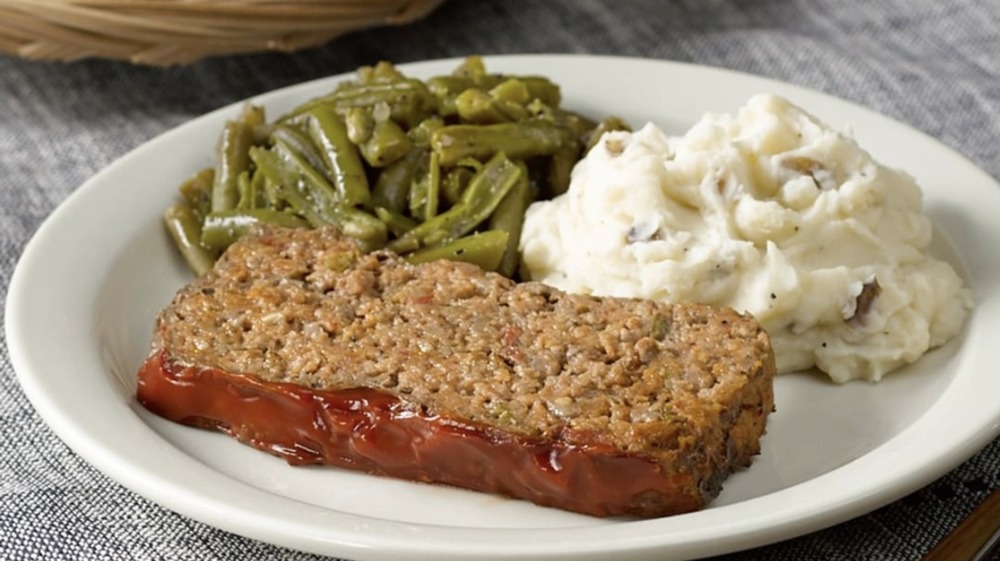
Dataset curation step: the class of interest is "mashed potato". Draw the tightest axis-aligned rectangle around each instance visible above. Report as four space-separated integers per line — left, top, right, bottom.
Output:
520 94 973 383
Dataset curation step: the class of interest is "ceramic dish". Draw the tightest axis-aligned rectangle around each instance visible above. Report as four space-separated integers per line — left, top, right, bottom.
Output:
7 55 1000 561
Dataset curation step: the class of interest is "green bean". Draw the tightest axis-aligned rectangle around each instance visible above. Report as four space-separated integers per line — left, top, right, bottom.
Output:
451 55 485 78
425 151 441 219
248 167 267 208
408 116 444 147
408 151 441 222
252 143 387 249
249 146 296 187
546 139 581 198
372 150 421 214
454 89 500 124
270 125 327 174
361 118 411 167
431 119 571 166
260 172 282 209
168 57 623 279
290 79 434 127
178 167 214 218
390 152 521 251
490 79 531 105
405 230 509 272
306 106 371 207
454 88 530 124
232 103 270 145
441 166 474 206
201 209 308 251
250 146 332 226
538 106 599 144
238 103 266 128
458 152 521 208
326 207 388 252
429 75 561 116
211 119 254 212
488 163 533 277
344 107 374 144
251 148 323 226
585 116 632 153
374 206 418 237
164 204 217 277
273 138 341 209
355 60 406 84
236 171 252 211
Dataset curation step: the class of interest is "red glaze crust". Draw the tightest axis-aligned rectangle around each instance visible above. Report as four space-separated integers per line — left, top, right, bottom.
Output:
137 349 703 517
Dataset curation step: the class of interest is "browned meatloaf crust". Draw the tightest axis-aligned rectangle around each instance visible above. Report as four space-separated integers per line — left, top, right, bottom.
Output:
136 226 776 518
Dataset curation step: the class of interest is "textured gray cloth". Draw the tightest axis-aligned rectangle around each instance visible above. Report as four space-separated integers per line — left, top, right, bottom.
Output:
2 1 999 559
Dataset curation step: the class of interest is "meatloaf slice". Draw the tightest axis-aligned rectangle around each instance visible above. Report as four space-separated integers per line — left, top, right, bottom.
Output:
137 226 775 517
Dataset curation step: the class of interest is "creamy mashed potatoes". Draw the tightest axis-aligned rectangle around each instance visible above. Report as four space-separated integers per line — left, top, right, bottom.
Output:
520 94 973 383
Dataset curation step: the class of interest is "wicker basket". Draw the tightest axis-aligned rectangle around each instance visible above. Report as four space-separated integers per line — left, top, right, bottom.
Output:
0 0 445 65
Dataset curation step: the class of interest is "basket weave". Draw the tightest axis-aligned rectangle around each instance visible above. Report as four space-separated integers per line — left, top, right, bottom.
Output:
0 0 445 65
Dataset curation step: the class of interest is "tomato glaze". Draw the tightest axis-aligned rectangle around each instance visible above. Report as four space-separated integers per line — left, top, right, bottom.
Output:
136 350 700 517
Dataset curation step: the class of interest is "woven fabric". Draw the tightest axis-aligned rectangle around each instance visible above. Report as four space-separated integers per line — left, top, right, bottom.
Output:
2 1 999 559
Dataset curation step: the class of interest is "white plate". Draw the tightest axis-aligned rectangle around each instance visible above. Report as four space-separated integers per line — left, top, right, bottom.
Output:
7 55 1000 561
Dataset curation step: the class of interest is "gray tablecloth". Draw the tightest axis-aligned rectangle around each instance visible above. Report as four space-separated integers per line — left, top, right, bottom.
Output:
2 1 999 559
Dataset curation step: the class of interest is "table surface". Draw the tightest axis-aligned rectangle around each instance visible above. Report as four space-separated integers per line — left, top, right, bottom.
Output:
2 1 999 560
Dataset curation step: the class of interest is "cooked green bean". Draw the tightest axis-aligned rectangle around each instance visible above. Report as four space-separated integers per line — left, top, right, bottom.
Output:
429 75 561 117
372 150 421 214
265 181 325 228
306 106 371 207
273 138 341 210
270 125 327 174
178 168 214 218
248 146 296 190
250 146 333 227
407 116 444 147
408 151 440 221
458 151 522 209
390 152 521 251
431 119 570 166
585 116 632 153
454 79 533 124
290 79 434 127
164 204 217 277
167 56 625 278
201 209 308 251
544 107 599 143
356 60 406 84
490 79 531 105
405 229 509 272
374 206 418 237
344 107 374 144
361 118 411 167
454 89 511 124
546 140 580 197
236 171 252 211
451 55 485 78
211 119 254 212
325 207 388 252
247 167 267 208
488 163 533 277
238 103 266 128
441 166 473 206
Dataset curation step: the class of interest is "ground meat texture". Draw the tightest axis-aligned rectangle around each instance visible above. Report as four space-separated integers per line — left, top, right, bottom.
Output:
136 226 776 517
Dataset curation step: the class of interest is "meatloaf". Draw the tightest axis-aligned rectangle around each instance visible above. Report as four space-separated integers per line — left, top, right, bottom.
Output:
136 226 776 517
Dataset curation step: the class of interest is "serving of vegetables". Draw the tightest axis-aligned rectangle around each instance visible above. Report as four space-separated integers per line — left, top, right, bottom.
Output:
164 56 628 278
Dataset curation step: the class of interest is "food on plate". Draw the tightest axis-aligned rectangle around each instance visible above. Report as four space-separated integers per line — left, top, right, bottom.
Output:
520 94 973 383
137 226 776 517
163 56 627 278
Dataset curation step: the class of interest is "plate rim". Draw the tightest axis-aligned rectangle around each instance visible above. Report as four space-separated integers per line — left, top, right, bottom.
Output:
6 53 1000 561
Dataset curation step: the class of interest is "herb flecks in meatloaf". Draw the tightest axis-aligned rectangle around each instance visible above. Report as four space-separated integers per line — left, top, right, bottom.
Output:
140 226 776 517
